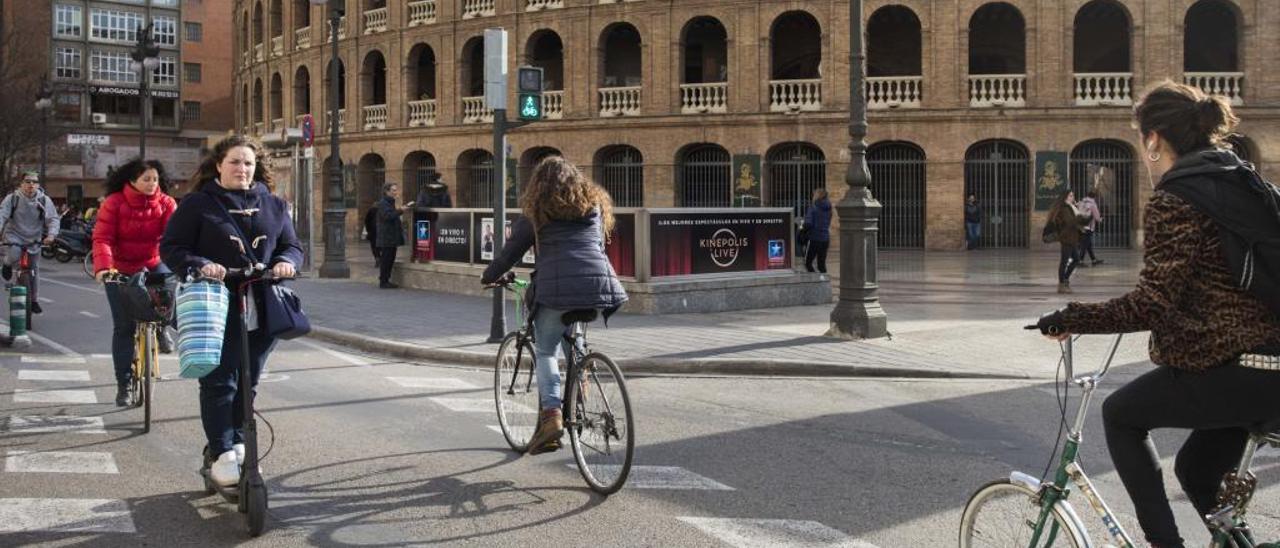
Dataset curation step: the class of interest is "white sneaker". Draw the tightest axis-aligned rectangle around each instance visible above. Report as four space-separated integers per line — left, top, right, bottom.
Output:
209 450 240 487
233 443 245 465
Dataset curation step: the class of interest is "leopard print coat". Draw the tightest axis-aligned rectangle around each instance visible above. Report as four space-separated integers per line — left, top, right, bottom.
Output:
1060 190 1280 371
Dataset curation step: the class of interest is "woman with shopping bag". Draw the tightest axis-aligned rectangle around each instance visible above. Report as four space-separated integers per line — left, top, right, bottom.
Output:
160 134 303 490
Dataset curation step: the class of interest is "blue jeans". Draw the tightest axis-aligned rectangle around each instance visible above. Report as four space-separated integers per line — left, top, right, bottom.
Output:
199 290 277 455
965 222 981 249
532 305 574 411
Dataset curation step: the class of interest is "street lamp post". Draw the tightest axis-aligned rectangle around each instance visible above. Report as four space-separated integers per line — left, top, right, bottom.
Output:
131 24 160 159
314 0 350 278
826 0 888 340
33 79 53 185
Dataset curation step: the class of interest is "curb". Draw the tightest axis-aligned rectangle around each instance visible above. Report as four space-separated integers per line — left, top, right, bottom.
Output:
308 326 1030 380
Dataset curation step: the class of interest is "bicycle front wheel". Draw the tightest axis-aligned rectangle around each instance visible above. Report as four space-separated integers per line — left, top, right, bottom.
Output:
18 271 32 331
567 352 634 495
959 480 1087 548
83 252 93 278
142 325 157 434
494 333 539 453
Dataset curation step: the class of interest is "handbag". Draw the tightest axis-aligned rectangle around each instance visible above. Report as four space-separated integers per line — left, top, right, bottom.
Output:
175 279 229 379
210 196 309 340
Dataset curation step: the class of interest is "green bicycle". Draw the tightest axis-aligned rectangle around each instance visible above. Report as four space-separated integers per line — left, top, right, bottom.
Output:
959 334 1280 548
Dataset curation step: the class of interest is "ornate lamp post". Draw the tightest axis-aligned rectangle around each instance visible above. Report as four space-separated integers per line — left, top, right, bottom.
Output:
827 0 888 339
33 78 53 185
313 0 350 278
131 24 160 159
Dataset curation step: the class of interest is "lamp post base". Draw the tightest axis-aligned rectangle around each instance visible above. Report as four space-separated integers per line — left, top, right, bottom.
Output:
318 208 350 279
826 300 888 340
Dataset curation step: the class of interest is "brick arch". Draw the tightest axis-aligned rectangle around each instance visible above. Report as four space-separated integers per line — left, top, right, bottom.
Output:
1064 0 1142 27
677 13 735 46
959 0 1035 29
1176 0 1252 23
594 16 652 46
865 0 933 31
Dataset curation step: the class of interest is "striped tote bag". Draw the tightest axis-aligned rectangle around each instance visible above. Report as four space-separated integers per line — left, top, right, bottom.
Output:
175 279 230 379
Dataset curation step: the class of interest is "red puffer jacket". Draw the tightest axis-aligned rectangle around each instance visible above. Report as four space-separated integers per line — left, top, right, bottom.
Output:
92 184 177 275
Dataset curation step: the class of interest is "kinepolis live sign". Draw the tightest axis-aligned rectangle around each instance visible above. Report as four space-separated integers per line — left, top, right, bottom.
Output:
650 210 792 276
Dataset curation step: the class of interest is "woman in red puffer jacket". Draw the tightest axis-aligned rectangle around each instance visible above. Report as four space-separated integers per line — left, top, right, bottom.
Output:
93 158 177 406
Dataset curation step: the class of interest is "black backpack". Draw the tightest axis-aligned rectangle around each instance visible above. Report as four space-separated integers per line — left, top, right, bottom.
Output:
1163 163 1280 317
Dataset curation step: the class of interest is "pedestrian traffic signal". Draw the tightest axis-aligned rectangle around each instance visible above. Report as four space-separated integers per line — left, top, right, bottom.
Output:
516 66 544 121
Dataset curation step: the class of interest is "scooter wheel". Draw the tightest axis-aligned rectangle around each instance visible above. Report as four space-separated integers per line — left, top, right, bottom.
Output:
55 250 72 263
40 247 54 259
246 484 268 537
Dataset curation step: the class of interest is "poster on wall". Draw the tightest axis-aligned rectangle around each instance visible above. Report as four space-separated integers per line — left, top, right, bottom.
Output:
432 211 472 263
731 154 762 207
605 213 636 278
650 210 792 277
1035 151 1069 211
476 215 535 266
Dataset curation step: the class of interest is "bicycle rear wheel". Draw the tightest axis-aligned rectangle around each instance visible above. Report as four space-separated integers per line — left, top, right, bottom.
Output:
567 352 634 495
18 271 32 331
959 480 1086 548
494 332 539 453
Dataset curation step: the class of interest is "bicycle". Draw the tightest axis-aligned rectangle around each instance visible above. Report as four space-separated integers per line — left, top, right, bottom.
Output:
959 334 1280 548
6 242 41 331
104 270 174 435
490 275 635 495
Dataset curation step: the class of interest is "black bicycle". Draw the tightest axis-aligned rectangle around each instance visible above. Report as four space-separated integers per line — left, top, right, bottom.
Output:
490 276 635 495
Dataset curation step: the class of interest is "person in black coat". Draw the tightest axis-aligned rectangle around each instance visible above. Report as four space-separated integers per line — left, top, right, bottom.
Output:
414 173 453 209
160 135 303 489
375 181 411 288
481 156 627 456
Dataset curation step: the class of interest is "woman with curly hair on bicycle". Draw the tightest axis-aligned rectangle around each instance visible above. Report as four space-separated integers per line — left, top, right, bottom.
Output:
481 156 628 455
92 158 177 407
1034 82 1280 547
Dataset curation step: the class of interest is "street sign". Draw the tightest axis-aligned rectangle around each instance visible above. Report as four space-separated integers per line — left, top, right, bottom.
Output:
67 134 109 146
300 113 315 147
483 28 508 110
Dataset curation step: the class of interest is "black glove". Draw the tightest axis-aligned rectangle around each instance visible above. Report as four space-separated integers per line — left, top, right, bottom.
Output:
1027 310 1067 336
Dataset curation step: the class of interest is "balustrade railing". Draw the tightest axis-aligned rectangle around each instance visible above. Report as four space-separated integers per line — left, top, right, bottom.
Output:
271 118 285 132
599 86 641 117
407 99 437 126
542 90 564 119
680 82 728 114
271 36 283 57
337 15 347 39
363 104 387 130
327 109 346 133
1184 72 1244 106
363 7 388 34
253 121 264 135
867 76 922 109
294 27 310 50
1073 73 1132 106
969 74 1026 108
462 0 496 18
253 43 263 62
526 0 563 10
769 79 821 112
407 0 437 26
462 96 493 123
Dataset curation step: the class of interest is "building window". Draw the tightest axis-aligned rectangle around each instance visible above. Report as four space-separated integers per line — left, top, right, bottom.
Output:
152 15 177 47
55 47 82 80
55 5 83 38
151 56 177 87
182 101 201 122
90 50 138 84
55 92 82 123
90 8 145 44
152 0 178 6
90 94 142 126
184 21 202 42
183 62 201 83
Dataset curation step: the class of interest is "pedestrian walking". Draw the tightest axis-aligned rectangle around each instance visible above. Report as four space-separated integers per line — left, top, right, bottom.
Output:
964 194 983 250
1047 190 1085 294
376 181 412 289
802 188 832 273
415 172 453 209
1077 190 1104 266
363 204 379 267
159 134 302 488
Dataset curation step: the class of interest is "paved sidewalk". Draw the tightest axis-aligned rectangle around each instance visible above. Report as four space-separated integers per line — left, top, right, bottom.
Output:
301 248 1154 379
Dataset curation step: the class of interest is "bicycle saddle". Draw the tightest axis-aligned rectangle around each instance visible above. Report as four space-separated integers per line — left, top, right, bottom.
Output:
561 309 599 326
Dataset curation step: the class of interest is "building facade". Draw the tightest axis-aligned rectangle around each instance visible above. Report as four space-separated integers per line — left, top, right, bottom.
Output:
234 0 1278 251
3 0 234 205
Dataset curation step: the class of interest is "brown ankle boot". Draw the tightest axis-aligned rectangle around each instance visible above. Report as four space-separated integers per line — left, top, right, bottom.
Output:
527 409 564 455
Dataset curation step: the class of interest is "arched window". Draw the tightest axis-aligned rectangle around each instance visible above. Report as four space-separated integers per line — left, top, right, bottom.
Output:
461 37 486 97
681 17 728 84
518 147 562 205
600 23 641 88
1072 0 1133 105
868 141 926 248
766 143 826 220
241 84 250 129
964 139 1030 248
402 151 437 202
677 144 731 207
293 66 311 117
968 3 1026 107
770 11 821 80
269 73 283 126
270 0 283 39
1069 140 1135 248
252 78 264 125
526 31 564 91
594 146 644 207
1184 0 1243 105
293 0 310 30
253 1 265 46
407 43 436 100
356 154 385 215
867 6 923 109
362 50 387 106
459 149 495 208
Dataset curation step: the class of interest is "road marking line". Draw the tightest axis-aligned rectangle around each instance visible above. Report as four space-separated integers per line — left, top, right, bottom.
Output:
20 355 87 364
259 373 290 383
387 376 478 390
89 353 112 359
566 465 734 490
0 319 83 357
40 276 100 294
6 415 106 434
0 498 136 533
427 397 497 413
292 338 373 366
4 451 118 474
13 389 98 404
677 517 881 548
78 311 100 318
18 370 90 381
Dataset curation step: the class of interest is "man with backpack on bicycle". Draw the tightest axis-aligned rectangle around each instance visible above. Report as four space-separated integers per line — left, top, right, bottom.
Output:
0 172 60 314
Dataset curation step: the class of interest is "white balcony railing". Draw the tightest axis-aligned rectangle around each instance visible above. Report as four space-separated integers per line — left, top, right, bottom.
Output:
327 108 346 133
680 82 728 114
363 7 388 34
599 86 641 117
271 117 285 132
253 121 265 135
1185 72 1244 106
1073 72 1132 106
769 79 821 112
462 0 496 18
407 99 437 126
542 90 564 119
294 27 310 50
241 50 250 67
407 0 437 26
294 114 307 127
362 104 387 130
867 76 922 109
526 0 563 10
271 36 283 57
337 15 347 39
462 96 493 123
253 43 263 62
969 74 1026 108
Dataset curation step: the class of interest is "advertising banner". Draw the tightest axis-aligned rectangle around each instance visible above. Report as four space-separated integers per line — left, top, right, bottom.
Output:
432 211 473 263
475 213 535 267
731 154 762 207
1035 151 1069 211
605 213 636 278
413 220 432 262
650 210 792 277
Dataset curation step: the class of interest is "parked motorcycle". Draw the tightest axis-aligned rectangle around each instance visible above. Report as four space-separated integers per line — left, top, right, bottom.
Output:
52 225 92 264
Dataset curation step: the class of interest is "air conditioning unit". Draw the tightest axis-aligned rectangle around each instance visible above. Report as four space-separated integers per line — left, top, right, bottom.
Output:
91 113 107 124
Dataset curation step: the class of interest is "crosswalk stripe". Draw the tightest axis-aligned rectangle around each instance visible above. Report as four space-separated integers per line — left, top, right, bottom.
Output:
18 370 91 382
6 415 106 434
427 397 495 413
78 310 100 318
677 517 881 548
567 465 734 490
20 355 87 364
13 389 98 404
0 498 136 533
387 376 478 390
4 451 119 474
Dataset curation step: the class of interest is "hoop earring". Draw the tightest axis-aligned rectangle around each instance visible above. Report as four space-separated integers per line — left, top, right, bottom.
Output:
1147 151 1161 162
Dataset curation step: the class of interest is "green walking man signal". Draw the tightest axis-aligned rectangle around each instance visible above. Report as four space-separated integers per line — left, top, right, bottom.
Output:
516 66 544 121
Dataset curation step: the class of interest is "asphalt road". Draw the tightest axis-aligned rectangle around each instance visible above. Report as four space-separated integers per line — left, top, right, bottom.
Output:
2 263 1279 547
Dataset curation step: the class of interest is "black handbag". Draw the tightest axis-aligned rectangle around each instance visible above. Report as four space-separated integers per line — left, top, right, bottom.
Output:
262 283 310 339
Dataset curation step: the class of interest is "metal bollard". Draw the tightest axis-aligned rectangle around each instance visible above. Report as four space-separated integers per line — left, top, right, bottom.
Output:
9 285 30 348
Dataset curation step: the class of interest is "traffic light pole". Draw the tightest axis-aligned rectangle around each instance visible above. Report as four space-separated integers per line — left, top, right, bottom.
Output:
487 108 509 343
